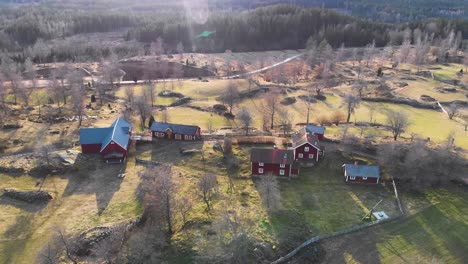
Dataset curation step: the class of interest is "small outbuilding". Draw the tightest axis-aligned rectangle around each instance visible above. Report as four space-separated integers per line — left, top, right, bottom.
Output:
80 117 131 163
305 124 325 140
151 122 201 140
342 164 380 184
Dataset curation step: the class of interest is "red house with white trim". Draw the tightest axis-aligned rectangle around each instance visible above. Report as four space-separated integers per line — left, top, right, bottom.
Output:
151 122 201 140
79 118 132 163
342 164 381 184
250 147 299 178
290 128 324 165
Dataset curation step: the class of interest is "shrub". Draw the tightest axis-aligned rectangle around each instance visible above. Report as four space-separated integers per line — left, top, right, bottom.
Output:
330 111 345 126
315 115 330 126
213 104 228 112
280 97 296 105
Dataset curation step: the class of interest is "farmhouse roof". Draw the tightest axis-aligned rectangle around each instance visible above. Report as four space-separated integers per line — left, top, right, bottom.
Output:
291 128 321 149
79 128 112 144
305 124 325 135
100 118 131 151
343 164 380 178
79 117 131 151
150 122 199 135
250 148 294 165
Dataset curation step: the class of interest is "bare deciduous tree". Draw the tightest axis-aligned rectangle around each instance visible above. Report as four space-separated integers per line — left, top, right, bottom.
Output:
352 78 368 97
52 64 70 106
257 173 281 211
343 95 361 123
264 92 280 129
124 86 134 105
447 103 459 120
101 53 120 88
198 173 217 211
133 93 152 129
238 107 253 135
220 82 239 114
69 71 85 126
386 110 410 141
176 194 193 228
145 83 157 107
161 109 169 123
278 108 292 136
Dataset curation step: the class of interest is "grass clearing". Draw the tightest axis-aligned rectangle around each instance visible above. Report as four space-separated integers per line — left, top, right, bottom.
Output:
319 187 468 264
132 141 401 259
0 154 143 264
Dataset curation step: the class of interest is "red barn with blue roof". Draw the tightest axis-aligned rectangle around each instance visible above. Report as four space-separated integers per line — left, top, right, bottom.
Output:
79 118 132 163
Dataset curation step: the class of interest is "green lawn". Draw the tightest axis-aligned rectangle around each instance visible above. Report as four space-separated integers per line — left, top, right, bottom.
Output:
374 188 467 263
317 187 468 264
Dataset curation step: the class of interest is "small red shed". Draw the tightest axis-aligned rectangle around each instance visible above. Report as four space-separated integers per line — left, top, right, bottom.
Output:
305 124 326 140
342 164 380 184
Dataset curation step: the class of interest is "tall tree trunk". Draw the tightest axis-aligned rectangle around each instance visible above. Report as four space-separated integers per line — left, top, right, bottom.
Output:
270 107 275 129
346 109 351 123
165 193 172 235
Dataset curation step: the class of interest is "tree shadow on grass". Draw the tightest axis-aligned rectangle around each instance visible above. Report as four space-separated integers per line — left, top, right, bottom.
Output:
62 157 127 214
0 196 49 212
0 214 34 264
319 187 468 264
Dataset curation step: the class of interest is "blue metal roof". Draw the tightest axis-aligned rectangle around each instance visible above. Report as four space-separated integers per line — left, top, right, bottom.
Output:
100 117 131 151
79 128 112 144
306 125 325 135
344 164 380 178
150 122 199 135
80 117 131 152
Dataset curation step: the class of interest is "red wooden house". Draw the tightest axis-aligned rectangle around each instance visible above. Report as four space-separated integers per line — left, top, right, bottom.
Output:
305 124 326 140
79 117 131 163
342 164 380 184
290 128 323 165
250 147 299 178
151 122 201 140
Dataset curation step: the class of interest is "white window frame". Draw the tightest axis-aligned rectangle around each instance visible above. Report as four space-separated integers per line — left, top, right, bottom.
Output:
350 176 356 180
175 134 182 140
258 168 264 174
298 153 303 158
280 163 285 168
279 169 285 176
304 146 310 152
308 154 314 159
362 177 368 180
259 162 264 167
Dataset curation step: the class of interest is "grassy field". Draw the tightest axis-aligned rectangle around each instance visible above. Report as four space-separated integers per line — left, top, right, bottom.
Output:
135 141 400 258
318 187 468 264
0 151 143 264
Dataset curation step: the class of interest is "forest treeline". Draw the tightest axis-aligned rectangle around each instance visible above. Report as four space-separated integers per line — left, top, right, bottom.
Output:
215 0 468 22
1 4 468 63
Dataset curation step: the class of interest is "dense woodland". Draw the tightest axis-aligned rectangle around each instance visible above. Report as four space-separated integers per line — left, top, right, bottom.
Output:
0 3 468 64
